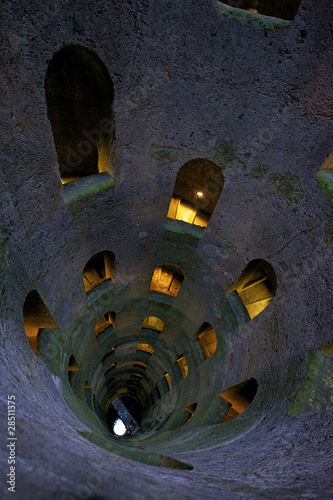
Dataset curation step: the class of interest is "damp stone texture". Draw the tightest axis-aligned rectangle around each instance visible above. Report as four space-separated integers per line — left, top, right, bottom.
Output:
0 1 333 499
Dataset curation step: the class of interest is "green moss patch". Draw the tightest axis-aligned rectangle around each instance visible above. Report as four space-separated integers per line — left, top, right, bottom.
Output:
250 163 269 180
288 350 333 415
268 171 303 206
149 145 181 164
64 172 114 203
316 169 333 205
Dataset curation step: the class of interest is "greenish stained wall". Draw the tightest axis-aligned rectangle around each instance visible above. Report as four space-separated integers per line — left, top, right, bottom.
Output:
316 169 333 205
288 350 333 415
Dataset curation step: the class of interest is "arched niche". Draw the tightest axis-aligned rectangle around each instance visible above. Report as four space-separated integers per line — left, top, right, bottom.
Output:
95 311 116 337
137 344 154 355
142 316 165 332
45 44 115 184
194 322 217 360
163 372 171 391
227 259 277 320
167 159 223 228
136 344 154 364
134 361 147 370
176 355 188 379
218 0 302 21
68 355 80 392
185 404 197 423
219 378 258 423
82 250 115 292
150 265 184 297
23 290 58 354
105 363 117 377
68 355 80 372
102 348 116 364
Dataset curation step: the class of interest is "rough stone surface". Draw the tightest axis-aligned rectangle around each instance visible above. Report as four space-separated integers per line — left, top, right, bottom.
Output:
0 0 332 499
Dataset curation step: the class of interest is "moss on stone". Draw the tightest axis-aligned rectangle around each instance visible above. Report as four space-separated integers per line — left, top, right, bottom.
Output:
210 138 236 163
288 350 333 415
149 145 181 164
36 329 64 377
268 172 304 206
316 169 333 205
324 218 333 250
164 219 204 241
33 174 48 189
250 163 269 180
64 172 115 203
216 2 292 32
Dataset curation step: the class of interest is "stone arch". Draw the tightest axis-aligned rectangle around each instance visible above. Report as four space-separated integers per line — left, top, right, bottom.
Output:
194 322 217 360
95 312 117 337
82 250 115 292
68 354 80 393
150 265 184 297
142 316 165 332
219 378 258 423
218 0 302 21
45 44 115 183
227 259 277 320
23 290 58 353
167 158 223 228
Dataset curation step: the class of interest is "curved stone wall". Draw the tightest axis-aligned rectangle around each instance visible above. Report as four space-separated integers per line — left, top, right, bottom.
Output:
0 0 332 498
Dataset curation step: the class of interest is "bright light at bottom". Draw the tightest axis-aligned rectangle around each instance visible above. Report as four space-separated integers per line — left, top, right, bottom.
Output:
113 418 127 436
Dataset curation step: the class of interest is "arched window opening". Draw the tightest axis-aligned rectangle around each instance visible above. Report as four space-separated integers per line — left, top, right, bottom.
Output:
105 363 117 376
227 259 277 320
102 348 116 364
185 403 197 422
167 159 223 228
133 361 147 370
131 373 142 380
195 322 217 360
82 251 115 292
142 316 165 332
217 0 302 21
68 355 80 390
95 311 116 336
137 344 154 355
219 378 258 423
45 44 115 184
177 356 188 379
153 385 161 399
68 355 80 372
163 372 172 391
23 290 58 354
150 265 184 297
